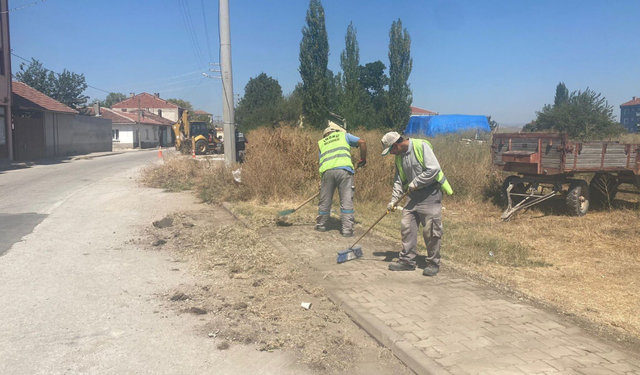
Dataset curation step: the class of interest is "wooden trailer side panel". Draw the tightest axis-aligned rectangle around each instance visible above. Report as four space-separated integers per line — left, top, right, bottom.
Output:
565 143 640 172
492 133 564 174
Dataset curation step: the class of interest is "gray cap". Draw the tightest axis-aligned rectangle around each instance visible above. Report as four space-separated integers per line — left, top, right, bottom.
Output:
381 131 401 156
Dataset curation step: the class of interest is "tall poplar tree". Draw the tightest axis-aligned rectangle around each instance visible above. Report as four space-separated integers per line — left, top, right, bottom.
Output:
299 0 329 129
340 22 368 128
554 82 569 107
387 19 413 131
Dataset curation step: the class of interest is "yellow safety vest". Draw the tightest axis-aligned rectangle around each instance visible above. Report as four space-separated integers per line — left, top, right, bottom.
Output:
395 139 453 195
318 132 354 176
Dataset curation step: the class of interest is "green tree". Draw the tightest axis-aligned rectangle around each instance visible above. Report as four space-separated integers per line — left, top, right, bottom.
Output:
101 92 127 108
326 70 344 115
166 98 194 111
280 83 304 124
16 58 89 110
235 73 284 131
554 82 569 107
53 70 89 109
339 22 371 128
387 19 413 131
530 87 624 139
359 60 389 127
15 59 55 97
299 0 329 129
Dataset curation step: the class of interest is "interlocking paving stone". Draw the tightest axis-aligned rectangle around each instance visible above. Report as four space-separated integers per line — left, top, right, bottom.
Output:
260 226 640 375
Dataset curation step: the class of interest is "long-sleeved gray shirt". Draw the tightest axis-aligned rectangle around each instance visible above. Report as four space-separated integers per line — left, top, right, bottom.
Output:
391 138 443 204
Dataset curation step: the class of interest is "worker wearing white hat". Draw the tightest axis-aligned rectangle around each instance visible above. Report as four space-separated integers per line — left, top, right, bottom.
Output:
317 126 367 237
380 131 452 276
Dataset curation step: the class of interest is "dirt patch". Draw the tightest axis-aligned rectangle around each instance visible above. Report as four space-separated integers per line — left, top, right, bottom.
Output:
143 207 411 374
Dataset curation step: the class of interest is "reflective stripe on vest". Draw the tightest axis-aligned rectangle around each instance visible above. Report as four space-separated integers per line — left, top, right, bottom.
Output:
318 132 353 175
395 139 453 195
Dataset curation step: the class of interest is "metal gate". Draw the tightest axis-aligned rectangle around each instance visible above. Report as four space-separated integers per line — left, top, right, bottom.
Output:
13 111 45 161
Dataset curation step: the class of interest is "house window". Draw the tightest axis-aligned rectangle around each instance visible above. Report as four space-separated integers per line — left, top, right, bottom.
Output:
624 118 629 125
153 126 158 140
112 129 119 140
158 109 162 117
145 129 149 139
122 108 127 112
624 109 629 115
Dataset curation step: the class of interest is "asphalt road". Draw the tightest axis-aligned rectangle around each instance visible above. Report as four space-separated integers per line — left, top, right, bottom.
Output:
0 151 311 374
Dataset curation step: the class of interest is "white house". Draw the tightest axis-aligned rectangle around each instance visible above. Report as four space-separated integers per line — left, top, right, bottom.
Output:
99 107 173 149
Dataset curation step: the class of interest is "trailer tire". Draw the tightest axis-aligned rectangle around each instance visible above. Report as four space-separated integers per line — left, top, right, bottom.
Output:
566 180 589 216
589 173 618 207
195 139 208 155
500 176 526 207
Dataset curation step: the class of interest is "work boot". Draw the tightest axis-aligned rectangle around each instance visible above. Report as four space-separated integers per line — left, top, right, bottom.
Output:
341 231 353 238
422 264 439 277
315 224 326 232
388 261 416 271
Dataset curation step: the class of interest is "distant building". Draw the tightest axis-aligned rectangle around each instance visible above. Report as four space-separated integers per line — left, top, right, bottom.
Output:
411 106 438 116
11 82 112 160
620 97 640 133
98 107 173 149
111 92 184 122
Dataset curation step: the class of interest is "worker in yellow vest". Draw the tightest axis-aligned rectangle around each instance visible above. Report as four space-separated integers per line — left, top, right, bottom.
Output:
381 131 452 276
317 126 367 237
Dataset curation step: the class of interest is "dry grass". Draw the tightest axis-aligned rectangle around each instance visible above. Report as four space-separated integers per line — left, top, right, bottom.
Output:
141 126 640 344
149 211 404 373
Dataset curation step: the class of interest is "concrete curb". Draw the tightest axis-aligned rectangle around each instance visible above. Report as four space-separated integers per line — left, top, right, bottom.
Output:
219 201 448 375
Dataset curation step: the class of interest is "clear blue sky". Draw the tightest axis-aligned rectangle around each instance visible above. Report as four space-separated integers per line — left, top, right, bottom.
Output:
9 0 640 125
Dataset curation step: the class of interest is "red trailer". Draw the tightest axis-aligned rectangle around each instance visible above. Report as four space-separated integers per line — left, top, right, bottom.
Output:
492 133 640 220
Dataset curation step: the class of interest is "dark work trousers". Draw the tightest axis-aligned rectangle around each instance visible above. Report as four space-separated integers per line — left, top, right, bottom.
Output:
399 191 443 268
316 169 355 234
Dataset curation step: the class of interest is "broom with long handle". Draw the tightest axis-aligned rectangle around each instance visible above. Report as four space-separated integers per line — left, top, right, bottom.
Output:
337 190 410 264
277 192 320 217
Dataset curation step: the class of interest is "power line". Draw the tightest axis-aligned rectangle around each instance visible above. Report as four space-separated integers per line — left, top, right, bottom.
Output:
182 0 208 65
177 0 207 69
1 0 49 14
200 0 214 63
11 53 111 94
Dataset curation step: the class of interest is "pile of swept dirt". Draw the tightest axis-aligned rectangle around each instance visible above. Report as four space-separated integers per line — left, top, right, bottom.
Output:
144 210 408 373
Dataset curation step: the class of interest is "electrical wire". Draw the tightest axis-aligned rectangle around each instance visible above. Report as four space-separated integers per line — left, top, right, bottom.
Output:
11 52 111 94
201 0 214 63
1 0 49 14
177 0 207 70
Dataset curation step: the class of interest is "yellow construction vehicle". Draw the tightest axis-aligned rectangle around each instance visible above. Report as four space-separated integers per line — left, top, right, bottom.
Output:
172 110 223 155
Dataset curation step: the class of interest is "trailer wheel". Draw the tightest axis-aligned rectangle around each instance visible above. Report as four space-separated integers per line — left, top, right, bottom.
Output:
195 139 208 155
566 180 589 216
500 176 526 207
589 173 618 207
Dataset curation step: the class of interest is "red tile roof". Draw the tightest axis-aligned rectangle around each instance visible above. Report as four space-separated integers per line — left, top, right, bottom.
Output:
112 92 181 109
100 107 174 125
620 97 640 107
12 81 77 114
411 106 438 116
194 109 211 115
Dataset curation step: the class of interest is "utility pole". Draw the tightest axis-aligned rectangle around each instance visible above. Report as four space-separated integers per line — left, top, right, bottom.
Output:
220 0 236 165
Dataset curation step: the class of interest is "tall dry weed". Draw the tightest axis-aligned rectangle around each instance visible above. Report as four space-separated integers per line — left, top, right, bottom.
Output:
143 128 502 206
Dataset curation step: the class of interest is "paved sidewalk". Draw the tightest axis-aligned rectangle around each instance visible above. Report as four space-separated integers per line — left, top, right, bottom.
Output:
259 223 640 375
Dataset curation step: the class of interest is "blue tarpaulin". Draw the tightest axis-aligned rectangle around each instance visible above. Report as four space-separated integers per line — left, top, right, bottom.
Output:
404 115 491 137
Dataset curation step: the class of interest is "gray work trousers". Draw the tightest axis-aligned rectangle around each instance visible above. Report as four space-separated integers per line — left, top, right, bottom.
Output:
316 169 355 234
399 196 443 267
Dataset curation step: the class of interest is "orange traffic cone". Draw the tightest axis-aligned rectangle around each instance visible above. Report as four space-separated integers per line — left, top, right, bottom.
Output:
192 148 196 159
158 146 163 158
